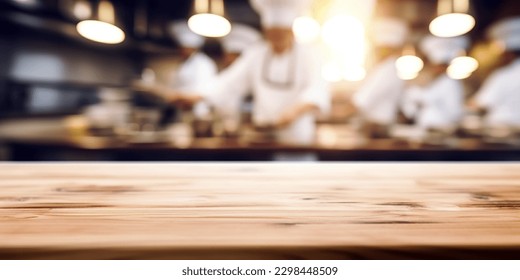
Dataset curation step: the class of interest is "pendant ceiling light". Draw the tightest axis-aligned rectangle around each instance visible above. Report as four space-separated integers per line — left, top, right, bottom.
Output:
76 0 125 44
447 55 479 79
430 0 475 38
396 46 424 80
188 0 231 38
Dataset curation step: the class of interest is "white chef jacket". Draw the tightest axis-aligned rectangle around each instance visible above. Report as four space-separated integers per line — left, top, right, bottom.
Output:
475 58 520 127
352 56 405 125
170 52 218 118
402 75 464 129
203 42 330 145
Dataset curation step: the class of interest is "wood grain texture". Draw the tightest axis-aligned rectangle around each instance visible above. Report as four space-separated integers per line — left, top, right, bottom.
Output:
0 164 520 259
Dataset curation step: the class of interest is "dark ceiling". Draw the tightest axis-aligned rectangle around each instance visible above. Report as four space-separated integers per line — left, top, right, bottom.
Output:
0 0 260 32
1 0 520 53
0 0 260 52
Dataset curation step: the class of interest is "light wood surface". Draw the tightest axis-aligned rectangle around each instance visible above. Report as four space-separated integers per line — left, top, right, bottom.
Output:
1 164 520 259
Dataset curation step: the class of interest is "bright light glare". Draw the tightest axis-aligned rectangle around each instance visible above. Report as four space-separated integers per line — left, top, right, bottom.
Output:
322 63 343 82
450 56 479 73
344 66 366 82
429 13 475 38
398 71 419 81
293 16 321 44
322 16 364 49
76 20 125 44
396 55 424 80
188 13 231 38
447 56 479 80
447 67 472 80
396 55 424 74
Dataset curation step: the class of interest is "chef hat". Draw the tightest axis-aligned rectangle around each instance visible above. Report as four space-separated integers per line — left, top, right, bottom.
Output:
250 0 313 28
170 21 205 48
222 24 262 53
420 35 469 64
488 17 520 51
372 18 409 47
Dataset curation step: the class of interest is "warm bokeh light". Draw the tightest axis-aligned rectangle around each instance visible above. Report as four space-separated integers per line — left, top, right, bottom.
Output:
447 56 479 79
395 55 424 80
293 16 321 44
397 71 420 81
429 13 476 38
322 15 366 83
322 63 366 82
344 66 366 82
447 67 472 80
73 1 92 20
322 16 364 49
322 63 343 82
188 13 231 38
396 55 424 74
76 20 125 44
98 0 115 24
450 56 479 73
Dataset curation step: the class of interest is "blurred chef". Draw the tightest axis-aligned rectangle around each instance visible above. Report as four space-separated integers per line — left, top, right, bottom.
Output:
401 35 467 131
134 21 218 122
178 0 330 148
168 21 218 119
218 23 263 135
352 18 409 138
221 23 262 67
471 17 520 128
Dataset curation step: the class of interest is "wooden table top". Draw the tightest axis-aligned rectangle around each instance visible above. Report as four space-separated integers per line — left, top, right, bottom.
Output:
1 163 520 259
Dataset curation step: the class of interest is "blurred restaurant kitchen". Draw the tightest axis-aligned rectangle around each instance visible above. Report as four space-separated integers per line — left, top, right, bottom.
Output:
0 0 520 161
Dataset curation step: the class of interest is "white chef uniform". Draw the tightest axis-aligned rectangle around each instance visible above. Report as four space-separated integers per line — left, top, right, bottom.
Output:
170 21 218 118
402 36 467 130
475 17 520 128
219 24 263 125
403 77 464 129
203 0 329 147
222 24 262 54
352 18 408 125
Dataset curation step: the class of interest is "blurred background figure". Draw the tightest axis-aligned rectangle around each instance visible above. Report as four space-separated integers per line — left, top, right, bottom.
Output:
471 17 520 130
351 18 409 138
133 21 218 123
168 21 218 101
188 0 330 153
166 21 218 120
402 35 467 135
221 23 262 68
83 87 131 135
218 23 262 136
2 0 520 162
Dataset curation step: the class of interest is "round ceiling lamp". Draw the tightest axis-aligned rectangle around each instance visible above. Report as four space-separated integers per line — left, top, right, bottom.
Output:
429 0 475 38
396 55 424 75
76 0 125 44
396 46 424 81
188 0 231 38
77 20 125 44
447 55 479 79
